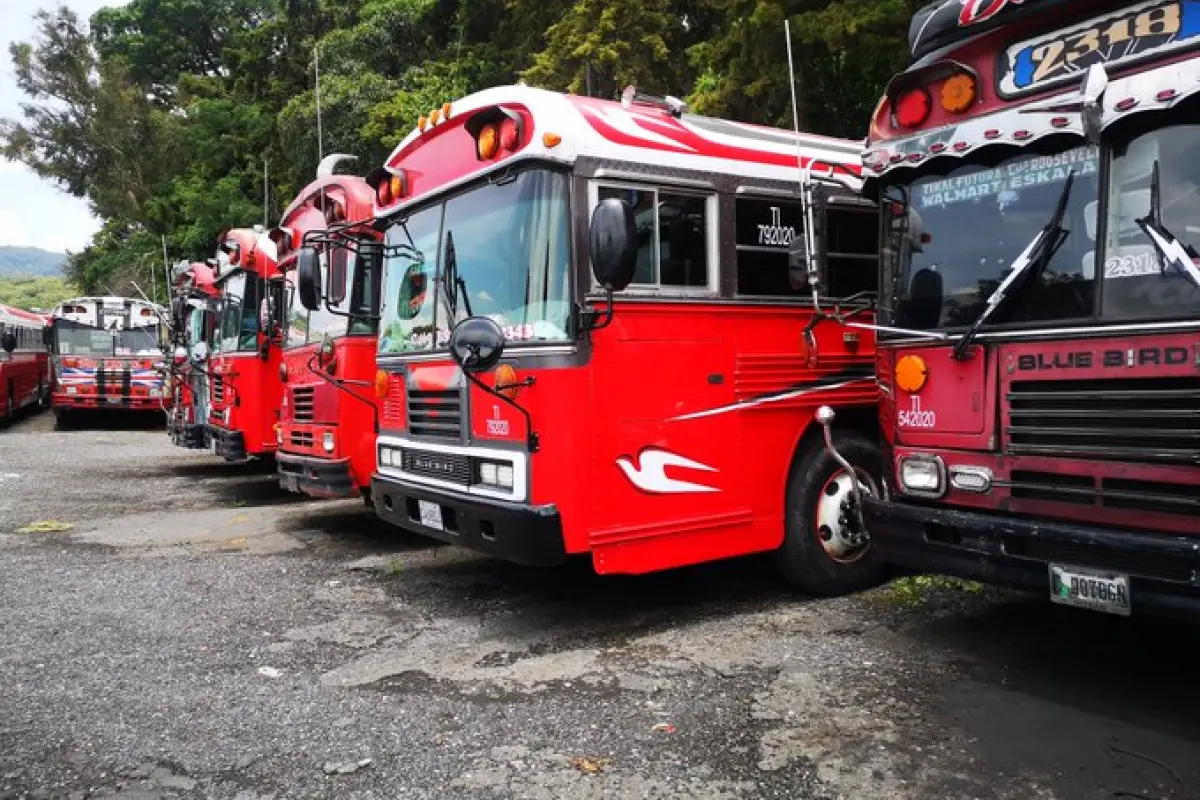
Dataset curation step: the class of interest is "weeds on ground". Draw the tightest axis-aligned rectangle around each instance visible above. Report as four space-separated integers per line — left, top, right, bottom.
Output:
874 574 984 608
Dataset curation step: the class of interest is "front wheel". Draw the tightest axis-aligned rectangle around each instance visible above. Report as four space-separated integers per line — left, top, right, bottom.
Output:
775 430 885 596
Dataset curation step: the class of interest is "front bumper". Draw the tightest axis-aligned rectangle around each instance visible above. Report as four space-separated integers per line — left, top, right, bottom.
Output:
371 474 566 567
169 418 209 449
865 497 1200 618
206 424 248 463
53 392 162 411
277 452 355 498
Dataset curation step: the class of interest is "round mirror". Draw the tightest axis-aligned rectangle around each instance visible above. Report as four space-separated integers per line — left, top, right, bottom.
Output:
588 197 638 291
1 331 16 353
296 246 321 311
448 317 505 374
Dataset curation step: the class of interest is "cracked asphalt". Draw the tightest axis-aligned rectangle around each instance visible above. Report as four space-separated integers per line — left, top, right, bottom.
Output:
1 408 1198 799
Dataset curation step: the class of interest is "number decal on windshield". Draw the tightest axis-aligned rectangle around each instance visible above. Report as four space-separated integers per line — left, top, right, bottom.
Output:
998 0 1199 97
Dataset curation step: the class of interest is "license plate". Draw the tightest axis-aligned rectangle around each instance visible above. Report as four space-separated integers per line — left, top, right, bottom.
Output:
417 500 443 531
1049 564 1131 616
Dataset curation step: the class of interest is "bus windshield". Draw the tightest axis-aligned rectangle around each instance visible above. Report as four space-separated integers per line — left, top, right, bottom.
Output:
882 144 1100 330
55 323 159 356
379 168 572 355
218 272 263 352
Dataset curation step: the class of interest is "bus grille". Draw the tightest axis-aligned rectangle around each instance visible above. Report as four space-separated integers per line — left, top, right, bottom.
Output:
400 448 470 484
407 389 461 440
1007 377 1200 465
292 387 315 423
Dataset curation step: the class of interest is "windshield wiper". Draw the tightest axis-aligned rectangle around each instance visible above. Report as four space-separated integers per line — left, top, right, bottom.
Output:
1135 160 1200 291
952 171 1076 361
440 231 473 323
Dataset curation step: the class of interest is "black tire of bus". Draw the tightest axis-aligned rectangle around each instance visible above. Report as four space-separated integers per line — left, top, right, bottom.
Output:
775 430 885 597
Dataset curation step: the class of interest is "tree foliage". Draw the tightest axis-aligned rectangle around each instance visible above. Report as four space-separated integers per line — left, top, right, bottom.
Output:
2 0 921 296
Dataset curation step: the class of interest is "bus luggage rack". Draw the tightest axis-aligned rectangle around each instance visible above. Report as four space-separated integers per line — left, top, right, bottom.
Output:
1007 377 1200 465
292 387 315 423
406 389 462 440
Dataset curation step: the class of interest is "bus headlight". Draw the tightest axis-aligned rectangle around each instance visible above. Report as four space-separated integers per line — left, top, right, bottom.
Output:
475 459 514 490
322 431 335 453
898 455 945 497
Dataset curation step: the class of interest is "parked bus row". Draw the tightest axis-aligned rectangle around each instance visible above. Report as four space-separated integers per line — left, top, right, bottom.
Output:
163 0 1200 618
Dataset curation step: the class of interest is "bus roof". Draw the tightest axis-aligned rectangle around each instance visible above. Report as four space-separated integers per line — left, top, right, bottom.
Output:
375 84 864 214
0 302 47 328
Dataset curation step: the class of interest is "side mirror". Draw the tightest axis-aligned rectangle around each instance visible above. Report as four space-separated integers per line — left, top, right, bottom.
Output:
588 198 637 292
1 331 15 353
296 246 321 311
448 317 505 374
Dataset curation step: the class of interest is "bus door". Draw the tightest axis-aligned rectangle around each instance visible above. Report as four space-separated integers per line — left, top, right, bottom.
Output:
587 184 750 569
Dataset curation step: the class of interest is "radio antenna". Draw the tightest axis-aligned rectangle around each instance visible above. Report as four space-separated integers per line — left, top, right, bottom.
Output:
783 19 822 311
314 44 324 163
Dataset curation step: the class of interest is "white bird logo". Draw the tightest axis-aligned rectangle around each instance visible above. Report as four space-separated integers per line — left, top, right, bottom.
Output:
616 448 720 494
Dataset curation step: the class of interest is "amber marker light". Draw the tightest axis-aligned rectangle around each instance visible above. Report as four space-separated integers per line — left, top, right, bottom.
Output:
477 123 499 159
374 369 390 398
895 354 929 394
494 363 520 400
941 74 977 114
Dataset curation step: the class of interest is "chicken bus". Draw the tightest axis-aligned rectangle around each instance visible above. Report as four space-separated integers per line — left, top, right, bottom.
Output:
207 227 282 462
297 85 885 594
0 302 49 423
48 296 165 426
830 0 1200 616
273 157 384 499
167 261 220 448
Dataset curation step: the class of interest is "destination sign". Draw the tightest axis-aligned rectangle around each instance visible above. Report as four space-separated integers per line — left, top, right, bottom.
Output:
998 0 1200 97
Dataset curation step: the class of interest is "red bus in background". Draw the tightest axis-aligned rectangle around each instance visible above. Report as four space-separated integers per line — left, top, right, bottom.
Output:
207 227 283 462
841 0 1200 617
48 296 165 427
167 261 220 448
0 303 50 424
273 156 384 499
336 85 884 595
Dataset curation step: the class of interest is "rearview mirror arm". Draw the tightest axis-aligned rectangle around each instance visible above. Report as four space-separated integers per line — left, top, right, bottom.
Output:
460 369 540 452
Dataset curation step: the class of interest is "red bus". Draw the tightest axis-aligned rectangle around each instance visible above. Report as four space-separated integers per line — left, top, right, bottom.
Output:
274 157 384 499
0 303 49 423
167 261 220 448
48 296 165 426
838 0 1200 617
342 85 885 594
207 227 283 462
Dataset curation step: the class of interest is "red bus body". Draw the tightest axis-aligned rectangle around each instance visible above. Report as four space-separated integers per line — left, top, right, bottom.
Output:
365 86 885 594
274 169 383 498
207 229 283 462
167 262 220 448
48 297 165 419
858 0 1200 617
0 303 50 422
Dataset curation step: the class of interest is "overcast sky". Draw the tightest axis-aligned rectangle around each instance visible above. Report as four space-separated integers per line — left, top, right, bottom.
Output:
0 0 119 254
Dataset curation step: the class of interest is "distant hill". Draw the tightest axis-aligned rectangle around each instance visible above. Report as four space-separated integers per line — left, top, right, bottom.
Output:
0 246 67 277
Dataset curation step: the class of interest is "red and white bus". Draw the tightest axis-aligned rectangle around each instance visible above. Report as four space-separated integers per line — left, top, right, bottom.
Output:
48 296 165 426
838 0 1200 617
207 227 283 462
0 302 50 424
167 261 220 448
274 157 384 499
333 85 884 594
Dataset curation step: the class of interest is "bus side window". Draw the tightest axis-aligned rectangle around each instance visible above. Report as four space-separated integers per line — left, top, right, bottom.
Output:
734 197 806 297
824 206 879 299
596 184 713 291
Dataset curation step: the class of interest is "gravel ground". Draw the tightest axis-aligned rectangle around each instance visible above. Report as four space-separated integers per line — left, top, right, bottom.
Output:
1 407 1198 800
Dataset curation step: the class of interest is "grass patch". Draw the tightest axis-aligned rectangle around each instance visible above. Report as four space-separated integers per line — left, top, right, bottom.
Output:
874 574 984 608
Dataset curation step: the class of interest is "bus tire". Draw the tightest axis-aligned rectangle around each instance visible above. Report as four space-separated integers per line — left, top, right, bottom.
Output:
775 429 885 597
